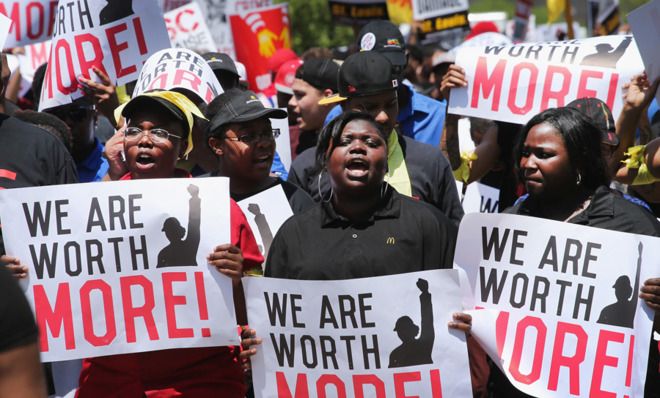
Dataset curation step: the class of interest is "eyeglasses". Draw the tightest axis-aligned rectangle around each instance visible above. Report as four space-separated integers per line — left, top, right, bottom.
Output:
124 127 182 143
46 105 94 122
224 128 280 144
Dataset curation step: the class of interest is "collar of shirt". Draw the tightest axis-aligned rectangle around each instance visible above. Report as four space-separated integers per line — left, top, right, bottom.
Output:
320 186 401 227
397 82 435 123
77 138 109 182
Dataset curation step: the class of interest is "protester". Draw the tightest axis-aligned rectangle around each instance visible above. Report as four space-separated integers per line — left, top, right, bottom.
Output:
288 58 339 155
75 90 263 397
0 267 48 398
13 110 73 153
203 52 241 91
204 88 314 214
501 106 660 397
289 51 464 224
325 20 447 146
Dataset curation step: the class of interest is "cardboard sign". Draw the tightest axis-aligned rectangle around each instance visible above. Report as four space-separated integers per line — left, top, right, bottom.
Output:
0 12 11 50
454 213 659 397
228 3 290 92
448 35 644 125
0 178 240 362
38 0 171 111
17 40 50 82
237 185 293 261
0 0 57 48
456 182 500 214
133 48 223 104
245 270 473 397
328 0 388 25
628 0 660 104
165 1 216 53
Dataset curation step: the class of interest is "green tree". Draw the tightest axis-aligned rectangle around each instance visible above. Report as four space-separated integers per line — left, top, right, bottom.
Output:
276 0 355 54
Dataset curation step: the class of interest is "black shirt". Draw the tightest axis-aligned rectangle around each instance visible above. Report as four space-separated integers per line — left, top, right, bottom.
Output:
287 134 464 225
265 188 457 280
0 114 79 255
0 267 39 352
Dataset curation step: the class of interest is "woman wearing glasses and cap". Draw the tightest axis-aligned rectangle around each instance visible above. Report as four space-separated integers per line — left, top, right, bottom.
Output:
76 90 263 398
204 88 314 214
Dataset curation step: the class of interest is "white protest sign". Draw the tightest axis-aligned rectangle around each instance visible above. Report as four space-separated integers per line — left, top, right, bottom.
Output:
454 213 659 397
448 35 644 125
271 114 292 172
412 0 468 21
17 40 50 82
0 12 11 50
245 270 473 397
0 0 56 49
38 0 171 111
165 1 216 53
628 0 660 104
457 181 500 214
237 185 293 261
0 178 239 362
133 47 223 104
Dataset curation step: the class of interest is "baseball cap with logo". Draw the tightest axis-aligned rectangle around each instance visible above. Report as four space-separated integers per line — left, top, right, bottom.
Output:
567 97 619 147
356 20 406 68
274 59 303 95
295 58 339 92
202 52 239 78
207 88 287 133
318 51 397 106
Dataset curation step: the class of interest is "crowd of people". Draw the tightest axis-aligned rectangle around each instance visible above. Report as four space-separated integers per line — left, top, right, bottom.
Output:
0 4 659 398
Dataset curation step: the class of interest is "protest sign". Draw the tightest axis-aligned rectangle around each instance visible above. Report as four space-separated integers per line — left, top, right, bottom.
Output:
454 213 660 397
0 12 11 50
271 114 292 172
328 0 388 25
628 0 660 104
588 0 620 36
0 0 56 48
448 35 644 125
165 1 216 53
414 0 469 47
228 3 290 92
456 182 499 214
17 40 50 82
511 0 533 43
38 0 171 111
133 47 223 104
245 270 473 397
0 178 239 362
237 185 293 261
385 0 412 25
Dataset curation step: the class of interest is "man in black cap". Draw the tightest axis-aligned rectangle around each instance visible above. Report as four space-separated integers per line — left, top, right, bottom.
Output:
205 88 314 214
288 58 339 154
325 20 447 147
203 52 241 91
288 51 463 224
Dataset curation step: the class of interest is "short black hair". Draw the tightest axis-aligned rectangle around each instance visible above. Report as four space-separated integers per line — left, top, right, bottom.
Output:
14 110 73 153
315 111 386 171
515 107 609 191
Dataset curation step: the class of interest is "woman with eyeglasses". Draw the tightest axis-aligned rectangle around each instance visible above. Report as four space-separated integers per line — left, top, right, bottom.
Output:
76 90 263 398
204 88 314 214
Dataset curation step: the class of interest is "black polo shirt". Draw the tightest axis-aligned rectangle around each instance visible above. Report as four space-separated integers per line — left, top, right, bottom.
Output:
265 188 457 280
287 133 464 225
505 186 660 237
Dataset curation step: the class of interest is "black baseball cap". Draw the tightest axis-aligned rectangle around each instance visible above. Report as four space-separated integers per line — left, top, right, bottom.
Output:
319 52 397 106
567 98 619 147
357 20 406 68
295 58 339 92
207 88 287 133
202 52 239 78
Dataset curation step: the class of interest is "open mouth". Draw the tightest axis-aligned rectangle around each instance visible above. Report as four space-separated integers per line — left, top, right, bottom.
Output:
346 158 369 178
253 154 273 166
136 153 155 166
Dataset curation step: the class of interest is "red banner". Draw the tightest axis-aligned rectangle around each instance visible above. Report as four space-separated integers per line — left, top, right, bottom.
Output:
228 3 290 92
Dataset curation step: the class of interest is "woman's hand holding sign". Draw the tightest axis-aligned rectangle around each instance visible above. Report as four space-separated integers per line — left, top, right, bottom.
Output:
208 244 244 284
0 255 28 279
640 278 660 312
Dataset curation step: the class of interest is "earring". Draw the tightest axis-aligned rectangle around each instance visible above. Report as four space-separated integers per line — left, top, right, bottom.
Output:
318 170 333 203
576 172 582 185
381 182 388 199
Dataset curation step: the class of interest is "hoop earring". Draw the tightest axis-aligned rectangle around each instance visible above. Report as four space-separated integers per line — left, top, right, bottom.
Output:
318 170 333 203
576 172 582 186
